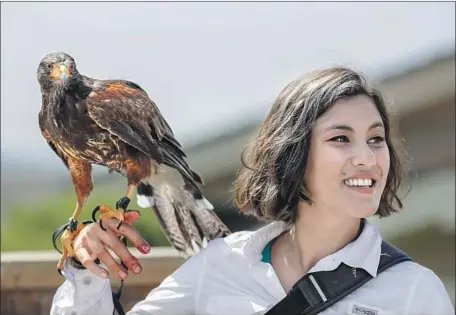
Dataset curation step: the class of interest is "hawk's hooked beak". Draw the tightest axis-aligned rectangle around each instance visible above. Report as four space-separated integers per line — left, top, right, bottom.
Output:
59 65 69 81
50 64 70 81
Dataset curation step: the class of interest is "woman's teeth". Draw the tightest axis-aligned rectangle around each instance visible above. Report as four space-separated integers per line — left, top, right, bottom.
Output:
344 178 374 187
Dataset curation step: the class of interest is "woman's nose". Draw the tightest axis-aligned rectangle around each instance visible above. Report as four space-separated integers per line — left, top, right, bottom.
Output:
351 143 377 168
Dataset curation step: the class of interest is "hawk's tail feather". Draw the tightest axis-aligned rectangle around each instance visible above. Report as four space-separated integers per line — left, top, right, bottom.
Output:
135 166 230 256
150 192 203 257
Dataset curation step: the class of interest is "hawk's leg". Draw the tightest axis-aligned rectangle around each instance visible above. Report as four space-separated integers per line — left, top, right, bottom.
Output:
57 160 93 271
94 157 149 230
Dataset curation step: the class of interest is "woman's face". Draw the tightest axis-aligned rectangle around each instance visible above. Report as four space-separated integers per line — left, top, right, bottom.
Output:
304 95 390 219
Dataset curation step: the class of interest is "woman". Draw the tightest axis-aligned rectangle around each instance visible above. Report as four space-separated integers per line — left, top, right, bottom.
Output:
50 68 454 315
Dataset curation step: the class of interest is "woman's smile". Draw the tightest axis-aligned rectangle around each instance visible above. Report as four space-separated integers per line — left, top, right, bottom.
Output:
342 173 379 195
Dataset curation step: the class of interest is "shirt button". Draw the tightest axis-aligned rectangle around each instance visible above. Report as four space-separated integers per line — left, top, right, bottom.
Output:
82 276 92 286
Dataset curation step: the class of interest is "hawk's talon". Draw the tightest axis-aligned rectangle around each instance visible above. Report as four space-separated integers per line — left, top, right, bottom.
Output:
92 205 125 231
55 221 90 272
116 220 123 230
92 205 101 222
52 220 91 255
98 219 107 231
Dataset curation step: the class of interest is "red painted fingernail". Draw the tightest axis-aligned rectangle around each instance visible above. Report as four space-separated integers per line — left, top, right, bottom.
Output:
138 243 150 254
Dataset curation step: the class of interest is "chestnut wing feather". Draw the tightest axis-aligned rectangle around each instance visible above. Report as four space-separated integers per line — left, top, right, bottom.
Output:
85 80 202 185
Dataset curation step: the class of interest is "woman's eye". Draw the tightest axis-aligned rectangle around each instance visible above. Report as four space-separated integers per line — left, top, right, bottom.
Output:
329 135 349 142
368 136 385 144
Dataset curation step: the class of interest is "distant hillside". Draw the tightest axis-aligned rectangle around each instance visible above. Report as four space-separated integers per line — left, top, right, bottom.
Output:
1 178 170 251
1 151 126 220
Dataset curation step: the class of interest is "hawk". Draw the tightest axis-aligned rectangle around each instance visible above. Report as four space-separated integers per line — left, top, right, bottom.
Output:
37 52 230 271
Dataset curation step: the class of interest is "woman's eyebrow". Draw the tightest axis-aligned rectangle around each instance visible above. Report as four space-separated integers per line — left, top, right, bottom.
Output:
323 121 384 133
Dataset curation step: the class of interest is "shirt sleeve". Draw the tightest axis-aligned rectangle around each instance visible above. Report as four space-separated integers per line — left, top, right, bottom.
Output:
405 268 455 315
50 259 115 315
50 241 214 315
126 242 211 315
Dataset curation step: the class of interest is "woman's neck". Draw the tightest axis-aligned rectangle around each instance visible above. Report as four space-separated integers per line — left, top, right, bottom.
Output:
274 201 361 276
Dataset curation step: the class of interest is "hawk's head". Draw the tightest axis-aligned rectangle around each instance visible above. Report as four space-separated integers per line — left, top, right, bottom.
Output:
37 52 82 92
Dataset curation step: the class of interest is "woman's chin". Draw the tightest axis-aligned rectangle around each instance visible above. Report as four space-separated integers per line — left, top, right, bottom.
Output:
350 204 378 218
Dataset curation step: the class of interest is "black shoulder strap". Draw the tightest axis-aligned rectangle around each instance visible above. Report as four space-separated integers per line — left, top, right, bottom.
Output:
111 237 129 315
265 241 412 315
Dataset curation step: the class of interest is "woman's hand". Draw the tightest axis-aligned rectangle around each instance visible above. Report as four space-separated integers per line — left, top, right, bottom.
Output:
72 210 151 280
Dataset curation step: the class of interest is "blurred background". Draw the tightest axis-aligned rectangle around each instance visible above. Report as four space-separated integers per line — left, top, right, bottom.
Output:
1 1 455 313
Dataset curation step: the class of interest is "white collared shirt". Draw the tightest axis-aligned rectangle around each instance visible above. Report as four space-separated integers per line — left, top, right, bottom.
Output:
50 220 454 315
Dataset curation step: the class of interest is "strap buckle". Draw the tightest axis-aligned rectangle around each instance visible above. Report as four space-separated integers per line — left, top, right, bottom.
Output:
295 274 327 309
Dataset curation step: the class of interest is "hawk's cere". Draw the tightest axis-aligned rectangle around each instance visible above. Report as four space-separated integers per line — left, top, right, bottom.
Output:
37 52 230 271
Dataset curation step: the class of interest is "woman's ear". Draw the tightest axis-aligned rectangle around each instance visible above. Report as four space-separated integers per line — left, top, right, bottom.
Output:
299 183 312 203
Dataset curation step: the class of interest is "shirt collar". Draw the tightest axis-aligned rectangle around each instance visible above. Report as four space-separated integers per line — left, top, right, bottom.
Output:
243 219 382 277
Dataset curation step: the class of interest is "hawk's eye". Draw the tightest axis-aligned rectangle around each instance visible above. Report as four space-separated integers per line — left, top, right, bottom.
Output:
47 64 53 70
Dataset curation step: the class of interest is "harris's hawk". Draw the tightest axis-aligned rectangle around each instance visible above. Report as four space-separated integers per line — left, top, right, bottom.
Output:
37 52 230 271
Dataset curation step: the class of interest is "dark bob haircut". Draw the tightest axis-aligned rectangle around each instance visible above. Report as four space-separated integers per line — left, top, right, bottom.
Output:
233 67 405 224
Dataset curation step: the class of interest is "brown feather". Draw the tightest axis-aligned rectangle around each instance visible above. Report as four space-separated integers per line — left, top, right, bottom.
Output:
125 157 152 185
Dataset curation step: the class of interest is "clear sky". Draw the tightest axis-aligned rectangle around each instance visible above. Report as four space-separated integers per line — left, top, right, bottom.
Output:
1 2 454 171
